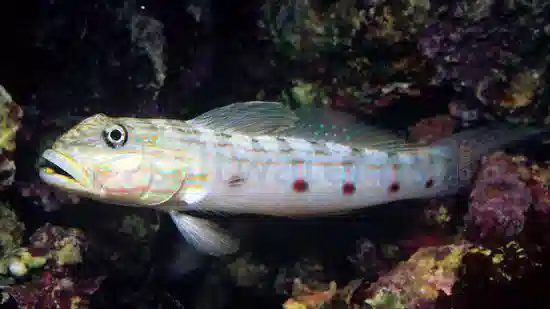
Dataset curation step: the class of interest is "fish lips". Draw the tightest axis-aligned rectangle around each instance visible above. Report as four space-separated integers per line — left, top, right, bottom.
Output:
39 149 93 192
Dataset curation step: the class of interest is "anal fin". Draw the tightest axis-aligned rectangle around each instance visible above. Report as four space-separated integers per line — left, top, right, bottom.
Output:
169 211 240 256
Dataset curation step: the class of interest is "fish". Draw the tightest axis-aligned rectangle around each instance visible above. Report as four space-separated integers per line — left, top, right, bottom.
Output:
38 101 542 256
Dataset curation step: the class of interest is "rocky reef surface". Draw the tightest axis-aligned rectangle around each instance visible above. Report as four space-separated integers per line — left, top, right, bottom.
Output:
2 0 550 308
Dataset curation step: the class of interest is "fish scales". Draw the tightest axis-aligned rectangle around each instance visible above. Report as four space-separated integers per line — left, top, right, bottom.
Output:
38 101 542 256
168 128 449 216
101 121 451 214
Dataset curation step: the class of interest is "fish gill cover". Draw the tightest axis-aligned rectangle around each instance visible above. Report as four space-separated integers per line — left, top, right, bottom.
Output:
1 0 550 308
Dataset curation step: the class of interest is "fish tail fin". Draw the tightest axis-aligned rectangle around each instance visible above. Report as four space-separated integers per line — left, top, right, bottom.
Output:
434 125 544 187
169 211 240 256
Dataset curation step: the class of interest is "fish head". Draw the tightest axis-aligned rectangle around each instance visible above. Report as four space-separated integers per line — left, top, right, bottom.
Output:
39 113 189 206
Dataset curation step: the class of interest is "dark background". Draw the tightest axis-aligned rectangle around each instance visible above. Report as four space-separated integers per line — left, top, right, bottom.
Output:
2 1 549 309
0 0 261 116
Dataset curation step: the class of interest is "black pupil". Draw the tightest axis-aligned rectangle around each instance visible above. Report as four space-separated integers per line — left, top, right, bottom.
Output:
109 129 122 141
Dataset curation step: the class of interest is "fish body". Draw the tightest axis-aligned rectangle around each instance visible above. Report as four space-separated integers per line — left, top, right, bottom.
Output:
176 128 451 216
38 101 541 256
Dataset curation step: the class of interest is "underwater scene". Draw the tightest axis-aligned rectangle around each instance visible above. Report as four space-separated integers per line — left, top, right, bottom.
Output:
1 0 550 308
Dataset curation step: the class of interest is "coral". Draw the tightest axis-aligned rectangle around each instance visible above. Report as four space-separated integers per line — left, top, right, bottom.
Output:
0 85 23 190
500 69 542 110
0 223 86 279
350 243 472 309
0 202 44 281
409 115 457 144
417 5 550 124
466 240 533 282
281 80 329 107
29 223 87 268
418 15 524 89
227 254 270 288
0 160 16 190
448 99 481 127
486 66 548 125
397 198 458 255
365 287 405 309
0 86 22 152
516 158 550 215
465 147 550 240
259 0 362 61
0 248 47 278
283 279 337 309
257 0 550 126
9 1 550 309
275 258 330 296
380 244 401 261
0 201 25 255
258 0 433 67
347 238 389 277
465 152 532 237
1 224 104 308
423 199 453 227
5 268 103 309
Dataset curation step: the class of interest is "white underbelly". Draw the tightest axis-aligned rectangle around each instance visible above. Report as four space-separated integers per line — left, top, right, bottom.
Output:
190 154 447 216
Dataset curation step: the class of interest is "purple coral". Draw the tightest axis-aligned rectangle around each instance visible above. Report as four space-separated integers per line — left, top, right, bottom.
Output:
0 86 23 191
418 17 524 92
466 152 532 237
417 12 547 116
350 244 471 309
6 269 104 309
4 224 104 309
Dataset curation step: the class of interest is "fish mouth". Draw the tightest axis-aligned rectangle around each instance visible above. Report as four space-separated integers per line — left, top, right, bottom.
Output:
39 149 92 191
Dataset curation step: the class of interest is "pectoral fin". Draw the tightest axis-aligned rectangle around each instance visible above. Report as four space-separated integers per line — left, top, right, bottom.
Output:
169 211 240 256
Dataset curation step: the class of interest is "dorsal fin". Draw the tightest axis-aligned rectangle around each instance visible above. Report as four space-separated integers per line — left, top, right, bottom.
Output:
188 101 299 135
278 105 423 151
189 101 423 151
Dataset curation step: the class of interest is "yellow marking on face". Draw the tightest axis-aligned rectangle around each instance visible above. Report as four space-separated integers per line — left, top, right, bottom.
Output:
183 184 206 189
188 174 209 181
97 170 109 177
141 135 159 146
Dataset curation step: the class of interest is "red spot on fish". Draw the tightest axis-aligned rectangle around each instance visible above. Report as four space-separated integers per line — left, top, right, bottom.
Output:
425 178 434 188
293 179 308 193
342 182 356 195
388 182 400 193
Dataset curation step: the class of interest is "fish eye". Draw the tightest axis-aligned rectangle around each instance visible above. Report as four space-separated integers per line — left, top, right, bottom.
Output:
103 124 128 148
